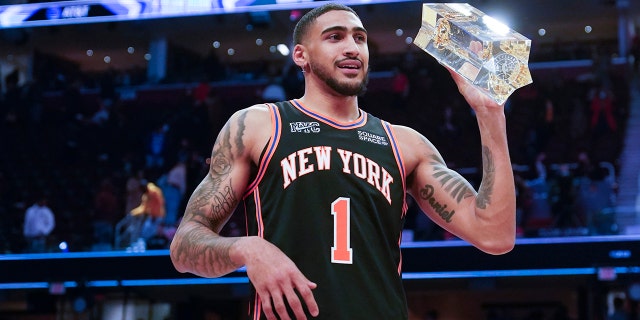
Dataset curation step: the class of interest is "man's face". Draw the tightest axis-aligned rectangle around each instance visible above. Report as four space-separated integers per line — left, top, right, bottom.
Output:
304 10 369 96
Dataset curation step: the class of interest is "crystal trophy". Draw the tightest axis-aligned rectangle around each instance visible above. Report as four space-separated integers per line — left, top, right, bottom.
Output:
414 3 532 104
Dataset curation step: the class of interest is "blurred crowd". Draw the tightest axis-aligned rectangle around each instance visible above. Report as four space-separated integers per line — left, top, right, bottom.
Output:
0 40 631 253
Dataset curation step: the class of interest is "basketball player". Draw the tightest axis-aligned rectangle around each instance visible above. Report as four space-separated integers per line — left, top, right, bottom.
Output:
170 3 516 319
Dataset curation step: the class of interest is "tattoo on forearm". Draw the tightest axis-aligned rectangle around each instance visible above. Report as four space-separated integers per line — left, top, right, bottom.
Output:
172 112 249 275
419 184 455 223
173 225 237 272
430 155 474 203
476 145 495 209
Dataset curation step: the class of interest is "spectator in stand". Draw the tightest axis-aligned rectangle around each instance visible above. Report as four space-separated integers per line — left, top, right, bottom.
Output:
124 169 146 215
130 181 166 242
608 296 629 320
117 180 166 249
23 195 56 253
192 79 211 108
524 152 553 232
549 164 581 230
573 150 615 234
391 67 410 108
158 157 187 227
589 83 617 139
145 122 170 173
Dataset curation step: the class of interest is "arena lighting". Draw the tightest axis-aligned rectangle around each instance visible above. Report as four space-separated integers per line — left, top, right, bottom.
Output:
402 268 599 280
4 267 640 290
0 278 250 290
0 0 419 29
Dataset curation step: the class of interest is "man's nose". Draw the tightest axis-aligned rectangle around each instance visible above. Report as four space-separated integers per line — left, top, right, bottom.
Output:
343 38 360 57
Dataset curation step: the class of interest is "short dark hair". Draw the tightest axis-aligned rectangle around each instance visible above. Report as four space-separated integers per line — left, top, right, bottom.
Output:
293 3 359 45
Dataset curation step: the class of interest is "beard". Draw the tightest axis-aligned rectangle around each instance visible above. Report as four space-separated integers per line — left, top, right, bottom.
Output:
309 59 369 96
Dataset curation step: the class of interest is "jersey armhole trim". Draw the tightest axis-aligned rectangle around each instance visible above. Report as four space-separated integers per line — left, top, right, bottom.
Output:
243 103 281 199
382 120 408 215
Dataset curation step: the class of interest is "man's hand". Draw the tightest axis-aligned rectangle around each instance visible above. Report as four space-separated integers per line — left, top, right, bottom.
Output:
447 67 503 113
234 236 319 320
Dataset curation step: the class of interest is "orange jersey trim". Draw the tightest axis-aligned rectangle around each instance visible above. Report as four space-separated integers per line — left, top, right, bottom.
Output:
291 99 368 130
382 120 407 275
244 103 282 198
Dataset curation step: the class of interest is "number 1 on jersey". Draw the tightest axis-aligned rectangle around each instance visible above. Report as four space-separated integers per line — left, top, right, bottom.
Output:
331 197 353 264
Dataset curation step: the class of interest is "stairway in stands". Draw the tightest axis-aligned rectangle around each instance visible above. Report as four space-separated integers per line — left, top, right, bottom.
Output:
615 78 640 233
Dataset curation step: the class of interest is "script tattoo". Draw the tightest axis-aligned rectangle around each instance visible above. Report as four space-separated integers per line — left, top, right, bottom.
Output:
173 111 248 274
476 145 495 209
429 154 474 204
185 110 248 225
419 184 454 223
211 184 237 218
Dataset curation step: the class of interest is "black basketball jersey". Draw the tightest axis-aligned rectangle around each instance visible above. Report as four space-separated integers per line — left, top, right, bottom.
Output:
243 100 408 320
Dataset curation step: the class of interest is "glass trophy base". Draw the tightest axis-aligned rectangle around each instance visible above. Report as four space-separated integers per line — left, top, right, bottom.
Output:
414 3 533 105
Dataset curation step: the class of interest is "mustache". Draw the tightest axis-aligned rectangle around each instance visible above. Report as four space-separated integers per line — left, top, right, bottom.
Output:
336 57 364 66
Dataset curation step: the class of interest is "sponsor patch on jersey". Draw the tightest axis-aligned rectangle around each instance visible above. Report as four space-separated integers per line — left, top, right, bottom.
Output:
289 121 320 133
357 130 388 146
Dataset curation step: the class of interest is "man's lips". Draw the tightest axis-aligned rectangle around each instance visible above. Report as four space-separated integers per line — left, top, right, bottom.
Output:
337 58 363 69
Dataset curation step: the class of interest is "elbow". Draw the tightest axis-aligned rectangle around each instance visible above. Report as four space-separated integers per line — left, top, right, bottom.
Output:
169 239 188 274
477 235 515 255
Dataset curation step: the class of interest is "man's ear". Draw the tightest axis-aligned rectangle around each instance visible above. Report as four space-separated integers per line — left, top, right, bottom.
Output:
292 44 307 71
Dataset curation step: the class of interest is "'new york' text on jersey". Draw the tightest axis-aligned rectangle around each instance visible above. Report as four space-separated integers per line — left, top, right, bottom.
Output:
243 100 408 320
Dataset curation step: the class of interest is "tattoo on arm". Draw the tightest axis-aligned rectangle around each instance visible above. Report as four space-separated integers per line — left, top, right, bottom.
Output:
173 111 249 274
415 154 475 224
429 154 475 203
476 145 495 209
198 110 247 224
419 184 455 223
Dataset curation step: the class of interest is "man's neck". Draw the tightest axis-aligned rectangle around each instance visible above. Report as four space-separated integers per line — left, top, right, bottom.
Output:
297 91 360 122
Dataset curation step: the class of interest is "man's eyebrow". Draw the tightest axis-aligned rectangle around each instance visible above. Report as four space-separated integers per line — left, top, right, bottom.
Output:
321 25 368 35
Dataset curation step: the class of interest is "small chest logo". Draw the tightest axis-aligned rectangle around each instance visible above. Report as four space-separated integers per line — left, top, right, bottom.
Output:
357 130 388 146
290 122 320 133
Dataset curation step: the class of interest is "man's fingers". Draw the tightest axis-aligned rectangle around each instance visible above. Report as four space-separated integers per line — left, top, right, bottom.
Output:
271 292 292 320
258 289 278 320
283 287 307 320
298 281 319 317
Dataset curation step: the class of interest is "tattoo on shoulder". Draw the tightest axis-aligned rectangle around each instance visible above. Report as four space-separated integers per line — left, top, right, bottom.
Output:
476 145 495 209
430 155 475 204
182 112 248 229
235 110 248 155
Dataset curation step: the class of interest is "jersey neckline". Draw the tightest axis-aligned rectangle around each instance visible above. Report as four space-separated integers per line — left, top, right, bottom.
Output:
290 99 367 130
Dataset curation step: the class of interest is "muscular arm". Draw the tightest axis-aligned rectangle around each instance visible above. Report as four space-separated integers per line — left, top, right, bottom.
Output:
170 107 258 277
170 105 320 319
402 71 516 255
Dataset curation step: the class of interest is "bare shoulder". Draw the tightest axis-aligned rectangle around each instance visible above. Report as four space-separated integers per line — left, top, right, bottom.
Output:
229 103 271 126
225 104 273 163
389 124 442 175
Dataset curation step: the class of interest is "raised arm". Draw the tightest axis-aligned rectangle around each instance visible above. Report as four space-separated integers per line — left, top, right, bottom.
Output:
401 70 516 255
